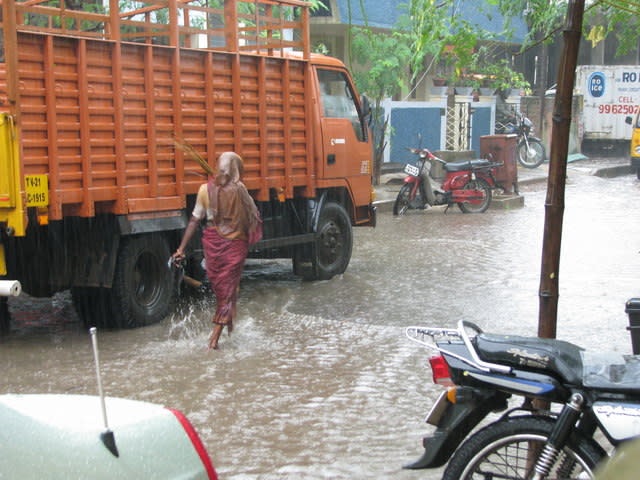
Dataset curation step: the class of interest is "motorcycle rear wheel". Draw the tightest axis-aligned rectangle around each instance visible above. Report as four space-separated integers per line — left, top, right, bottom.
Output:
442 416 605 480
457 178 492 214
393 183 421 215
517 138 546 168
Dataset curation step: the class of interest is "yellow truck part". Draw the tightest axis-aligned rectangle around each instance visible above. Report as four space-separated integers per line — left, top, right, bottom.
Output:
0 112 25 275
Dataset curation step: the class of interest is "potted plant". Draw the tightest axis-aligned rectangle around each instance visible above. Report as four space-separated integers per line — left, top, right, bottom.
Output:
478 59 531 96
453 74 480 96
430 76 449 96
478 77 495 96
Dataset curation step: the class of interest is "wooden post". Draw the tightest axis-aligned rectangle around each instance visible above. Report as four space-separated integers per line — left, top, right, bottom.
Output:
224 1 238 52
538 0 585 339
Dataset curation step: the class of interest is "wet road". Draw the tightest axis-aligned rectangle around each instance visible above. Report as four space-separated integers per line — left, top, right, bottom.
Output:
2 164 640 479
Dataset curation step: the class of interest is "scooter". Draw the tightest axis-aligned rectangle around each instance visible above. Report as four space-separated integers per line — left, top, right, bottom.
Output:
403 320 640 479
393 147 501 215
497 111 546 169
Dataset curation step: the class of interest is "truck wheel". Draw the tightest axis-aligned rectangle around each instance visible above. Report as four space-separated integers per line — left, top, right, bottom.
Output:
0 297 10 333
111 234 174 328
71 286 116 329
313 202 353 280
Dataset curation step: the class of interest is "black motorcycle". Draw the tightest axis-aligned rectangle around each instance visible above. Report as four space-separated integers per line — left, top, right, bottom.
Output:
404 320 640 479
497 112 546 169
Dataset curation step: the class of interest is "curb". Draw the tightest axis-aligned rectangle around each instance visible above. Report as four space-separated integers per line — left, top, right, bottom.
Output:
591 165 632 178
373 162 631 212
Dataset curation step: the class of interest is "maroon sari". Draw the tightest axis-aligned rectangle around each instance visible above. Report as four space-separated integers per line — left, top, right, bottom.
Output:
202 227 248 325
200 152 259 327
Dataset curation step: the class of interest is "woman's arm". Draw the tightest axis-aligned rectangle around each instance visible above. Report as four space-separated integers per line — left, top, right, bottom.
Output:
173 183 208 261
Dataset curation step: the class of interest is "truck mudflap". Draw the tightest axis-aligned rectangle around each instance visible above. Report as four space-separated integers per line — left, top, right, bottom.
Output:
359 204 376 227
403 387 508 470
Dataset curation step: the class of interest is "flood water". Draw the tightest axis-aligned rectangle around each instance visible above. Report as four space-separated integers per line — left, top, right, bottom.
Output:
2 167 640 479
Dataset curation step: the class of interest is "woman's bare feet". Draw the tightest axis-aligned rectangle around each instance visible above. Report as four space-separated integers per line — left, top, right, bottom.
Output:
208 324 224 350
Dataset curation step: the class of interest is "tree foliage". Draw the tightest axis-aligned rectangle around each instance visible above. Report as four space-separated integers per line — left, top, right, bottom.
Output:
351 29 412 101
585 1 640 56
350 27 412 183
492 0 640 58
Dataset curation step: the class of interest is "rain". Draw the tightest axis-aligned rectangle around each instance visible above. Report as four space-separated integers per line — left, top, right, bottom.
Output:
2 163 639 479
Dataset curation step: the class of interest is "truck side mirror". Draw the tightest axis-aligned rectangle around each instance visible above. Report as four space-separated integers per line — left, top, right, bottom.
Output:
360 94 371 120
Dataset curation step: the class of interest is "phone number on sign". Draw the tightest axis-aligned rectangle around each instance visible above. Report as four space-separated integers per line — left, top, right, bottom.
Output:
598 104 640 114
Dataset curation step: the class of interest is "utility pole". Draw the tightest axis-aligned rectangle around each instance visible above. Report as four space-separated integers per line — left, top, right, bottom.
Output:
538 0 585 339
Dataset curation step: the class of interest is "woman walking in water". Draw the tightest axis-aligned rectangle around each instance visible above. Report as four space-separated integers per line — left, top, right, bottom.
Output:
173 152 261 349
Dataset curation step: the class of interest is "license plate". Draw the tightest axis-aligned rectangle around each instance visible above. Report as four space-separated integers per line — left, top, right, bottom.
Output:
404 163 420 177
425 390 450 426
25 174 48 207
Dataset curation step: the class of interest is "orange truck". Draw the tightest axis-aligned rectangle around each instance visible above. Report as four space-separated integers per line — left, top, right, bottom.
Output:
0 0 375 329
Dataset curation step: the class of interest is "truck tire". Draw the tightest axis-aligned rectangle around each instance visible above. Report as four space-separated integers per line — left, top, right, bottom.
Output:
71 286 116 329
0 297 10 333
111 233 174 328
308 202 353 280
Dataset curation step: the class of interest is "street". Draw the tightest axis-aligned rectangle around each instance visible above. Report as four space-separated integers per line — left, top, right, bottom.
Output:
2 160 639 479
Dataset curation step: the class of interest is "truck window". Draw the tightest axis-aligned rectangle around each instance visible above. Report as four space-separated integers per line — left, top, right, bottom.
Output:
318 69 366 141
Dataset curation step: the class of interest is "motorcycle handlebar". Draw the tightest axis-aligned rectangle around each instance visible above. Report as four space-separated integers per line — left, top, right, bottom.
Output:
407 147 441 162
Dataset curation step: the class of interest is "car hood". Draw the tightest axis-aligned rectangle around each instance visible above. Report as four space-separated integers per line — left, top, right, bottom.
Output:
0 394 213 479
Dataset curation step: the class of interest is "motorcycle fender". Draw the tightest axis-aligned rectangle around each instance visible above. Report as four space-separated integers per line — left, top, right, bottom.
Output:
403 175 420 185
403 388 507 470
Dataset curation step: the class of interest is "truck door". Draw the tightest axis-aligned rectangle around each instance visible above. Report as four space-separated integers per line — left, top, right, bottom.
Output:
317 69 370 182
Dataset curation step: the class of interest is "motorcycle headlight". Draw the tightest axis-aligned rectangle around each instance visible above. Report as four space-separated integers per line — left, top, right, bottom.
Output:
523 117 533 128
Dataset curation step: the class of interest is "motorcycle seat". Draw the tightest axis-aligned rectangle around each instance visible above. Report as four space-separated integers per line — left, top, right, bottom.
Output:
444 159 493 172
582 351 640 392
474 334 584 386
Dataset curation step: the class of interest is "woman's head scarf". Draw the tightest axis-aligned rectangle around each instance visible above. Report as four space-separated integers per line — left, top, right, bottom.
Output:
216 151 243 186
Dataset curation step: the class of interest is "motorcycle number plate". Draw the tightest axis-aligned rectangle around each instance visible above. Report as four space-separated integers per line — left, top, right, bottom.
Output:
425 390 449 426
404 163 420 177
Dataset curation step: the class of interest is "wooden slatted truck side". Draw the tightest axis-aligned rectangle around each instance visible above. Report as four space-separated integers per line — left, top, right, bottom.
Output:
0 0 375 329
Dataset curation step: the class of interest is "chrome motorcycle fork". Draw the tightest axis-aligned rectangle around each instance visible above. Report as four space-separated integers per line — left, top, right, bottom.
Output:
532 393 584 480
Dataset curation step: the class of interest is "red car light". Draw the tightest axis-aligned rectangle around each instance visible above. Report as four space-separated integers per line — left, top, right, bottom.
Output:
167 407 218 480
429 355 453 386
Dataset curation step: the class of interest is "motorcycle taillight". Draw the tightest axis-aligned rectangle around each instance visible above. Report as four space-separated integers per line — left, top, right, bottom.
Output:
429 355 453 386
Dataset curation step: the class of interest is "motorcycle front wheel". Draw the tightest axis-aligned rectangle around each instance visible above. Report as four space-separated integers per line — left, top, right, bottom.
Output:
457 178 492 213
442 416 605 480
517 138 546 168
393 183 422 215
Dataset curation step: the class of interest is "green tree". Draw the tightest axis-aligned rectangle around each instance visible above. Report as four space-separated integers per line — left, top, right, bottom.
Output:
348 0 518 181
350 27 412 184
493 0 640 60
349 0 478 183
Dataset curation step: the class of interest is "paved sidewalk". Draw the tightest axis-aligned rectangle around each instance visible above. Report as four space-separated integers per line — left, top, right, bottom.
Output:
374 155 632 211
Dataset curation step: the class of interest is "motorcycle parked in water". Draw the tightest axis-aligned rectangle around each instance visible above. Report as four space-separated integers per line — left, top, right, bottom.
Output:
393 148 501 215
497 111 547 169
404 320 640 479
